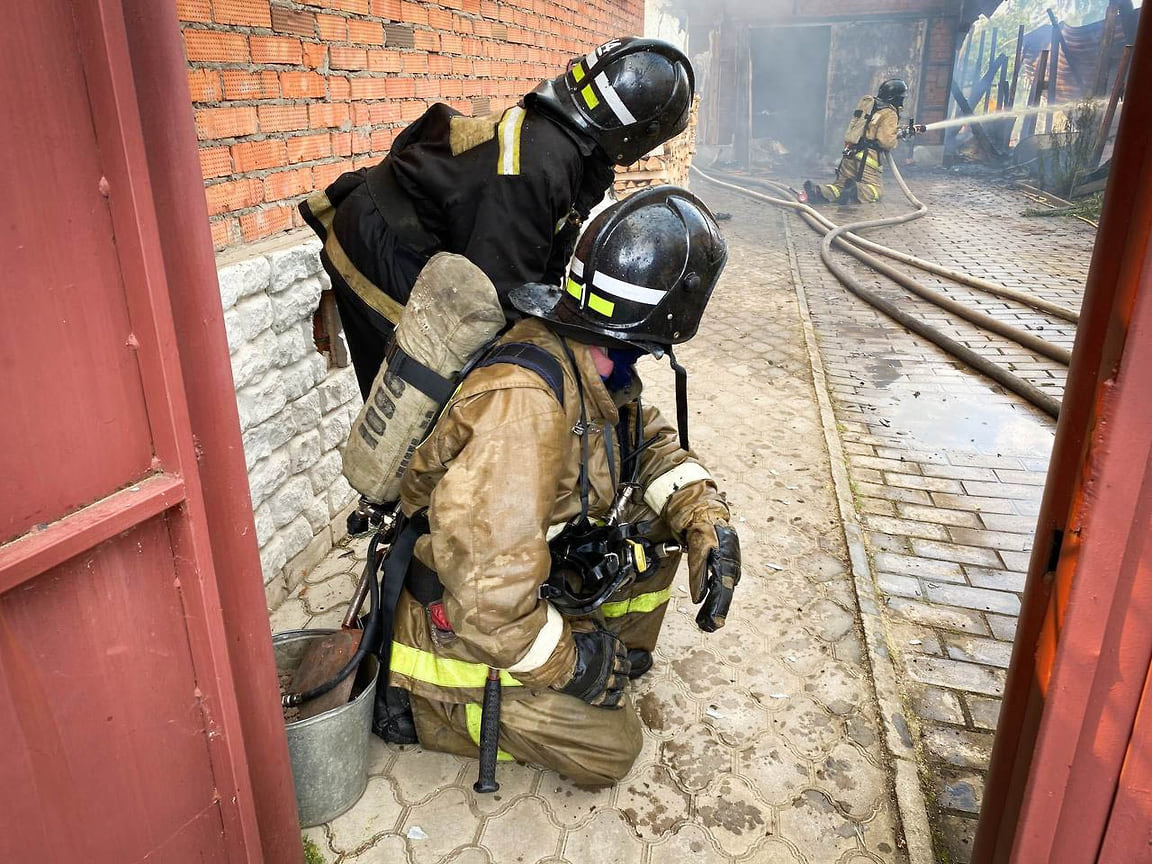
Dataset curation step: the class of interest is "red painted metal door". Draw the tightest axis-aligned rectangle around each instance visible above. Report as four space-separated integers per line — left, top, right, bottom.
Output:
973 7 1152 862
0 1 285 860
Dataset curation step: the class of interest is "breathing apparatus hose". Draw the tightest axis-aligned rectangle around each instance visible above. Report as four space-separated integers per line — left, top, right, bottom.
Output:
283 530 383 708
689 162 1063 419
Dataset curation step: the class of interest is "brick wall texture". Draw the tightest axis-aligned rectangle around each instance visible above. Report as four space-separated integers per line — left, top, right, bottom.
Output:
181 0 646 249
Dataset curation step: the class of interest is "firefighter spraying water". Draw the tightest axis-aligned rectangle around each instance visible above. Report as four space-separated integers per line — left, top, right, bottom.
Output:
800 78 926 204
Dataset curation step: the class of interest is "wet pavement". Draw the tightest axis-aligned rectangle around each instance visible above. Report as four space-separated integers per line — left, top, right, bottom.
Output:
273 196 916 862
753 166 1091 863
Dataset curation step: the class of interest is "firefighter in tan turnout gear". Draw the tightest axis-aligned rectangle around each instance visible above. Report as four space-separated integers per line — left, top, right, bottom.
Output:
379 187 739 785
803 78 914 205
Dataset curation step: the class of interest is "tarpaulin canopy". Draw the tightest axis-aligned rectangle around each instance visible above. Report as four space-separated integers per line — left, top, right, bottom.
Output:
1020 6 1141 101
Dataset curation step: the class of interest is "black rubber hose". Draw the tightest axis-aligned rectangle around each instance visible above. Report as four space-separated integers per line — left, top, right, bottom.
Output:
690 164 1062 419
694 166 1070 364
285 530 383 707
713 171 1079 324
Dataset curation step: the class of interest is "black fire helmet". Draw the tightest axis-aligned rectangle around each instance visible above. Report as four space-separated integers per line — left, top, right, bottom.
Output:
510 185 728 451
877 78 908 108
525 37 695 166
510 185 727 353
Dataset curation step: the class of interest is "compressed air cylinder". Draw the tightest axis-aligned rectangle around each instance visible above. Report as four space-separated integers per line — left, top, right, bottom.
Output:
341 253 506 504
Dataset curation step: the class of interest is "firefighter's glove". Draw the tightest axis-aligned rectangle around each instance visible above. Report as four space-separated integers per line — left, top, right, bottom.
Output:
557 629 630 709
687 522 741 632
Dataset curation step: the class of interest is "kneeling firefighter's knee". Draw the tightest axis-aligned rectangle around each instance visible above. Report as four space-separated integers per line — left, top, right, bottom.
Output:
582 705 644 785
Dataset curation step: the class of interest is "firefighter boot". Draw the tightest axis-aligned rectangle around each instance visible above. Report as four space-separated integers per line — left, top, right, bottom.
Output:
627 649 653 679
801 180 828 204
836 180 861 204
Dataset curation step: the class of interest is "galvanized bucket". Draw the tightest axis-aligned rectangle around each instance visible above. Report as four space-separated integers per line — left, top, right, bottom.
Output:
274 629 378 828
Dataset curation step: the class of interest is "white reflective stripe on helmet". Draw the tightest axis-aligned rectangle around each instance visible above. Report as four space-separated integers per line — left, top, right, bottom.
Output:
506 603 564 674
643 462 713 515
595 72 636 125
570 257 666 306
593 270 665 305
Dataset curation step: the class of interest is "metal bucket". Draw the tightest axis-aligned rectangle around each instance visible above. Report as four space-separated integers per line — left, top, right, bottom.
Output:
273 629 378 827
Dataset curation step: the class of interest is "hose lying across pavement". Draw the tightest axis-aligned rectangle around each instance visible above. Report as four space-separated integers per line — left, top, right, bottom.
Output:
690 161 1065 419
715 172 1080 325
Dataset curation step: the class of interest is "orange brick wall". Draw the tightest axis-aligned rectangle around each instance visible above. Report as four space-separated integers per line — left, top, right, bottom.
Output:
181 0 646 249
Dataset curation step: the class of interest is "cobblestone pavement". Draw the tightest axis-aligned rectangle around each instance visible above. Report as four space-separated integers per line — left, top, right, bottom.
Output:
274 200 913 862
701 167 1093 863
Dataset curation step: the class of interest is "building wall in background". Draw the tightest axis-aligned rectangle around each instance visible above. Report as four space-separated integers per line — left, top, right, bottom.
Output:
688 0 959 160
181 0 645 250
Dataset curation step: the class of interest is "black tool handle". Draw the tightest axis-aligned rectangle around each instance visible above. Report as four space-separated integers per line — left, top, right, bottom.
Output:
473 668 502 794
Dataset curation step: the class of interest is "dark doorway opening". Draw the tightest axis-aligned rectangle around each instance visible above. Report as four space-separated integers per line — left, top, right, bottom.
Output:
751 26 831 162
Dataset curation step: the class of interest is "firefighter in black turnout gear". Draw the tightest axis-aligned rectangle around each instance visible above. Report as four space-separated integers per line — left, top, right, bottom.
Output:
803 78 912 205
299 37 695 399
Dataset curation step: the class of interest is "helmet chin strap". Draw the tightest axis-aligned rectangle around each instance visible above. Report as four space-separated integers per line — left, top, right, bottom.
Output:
666 346 690 452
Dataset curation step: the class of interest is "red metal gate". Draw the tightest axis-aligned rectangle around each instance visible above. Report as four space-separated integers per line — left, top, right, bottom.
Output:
0 1 299 860
974 6 1152 862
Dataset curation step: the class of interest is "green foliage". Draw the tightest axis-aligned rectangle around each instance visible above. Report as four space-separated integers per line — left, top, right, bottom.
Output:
1037 99 1101 197
1023 192 1104 222
303 836 326 864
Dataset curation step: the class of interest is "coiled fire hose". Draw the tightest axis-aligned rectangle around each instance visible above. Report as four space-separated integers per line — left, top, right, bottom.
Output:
690 161 1064 419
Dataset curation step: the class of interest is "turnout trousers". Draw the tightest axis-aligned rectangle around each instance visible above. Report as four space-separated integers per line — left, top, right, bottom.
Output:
406 555 680 786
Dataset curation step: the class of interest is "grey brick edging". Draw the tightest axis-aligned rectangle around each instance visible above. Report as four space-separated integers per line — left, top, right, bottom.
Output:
783 213 936 864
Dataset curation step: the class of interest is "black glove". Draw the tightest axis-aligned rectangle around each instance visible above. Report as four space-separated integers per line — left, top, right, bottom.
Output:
687 523 741 632
557 629 631 709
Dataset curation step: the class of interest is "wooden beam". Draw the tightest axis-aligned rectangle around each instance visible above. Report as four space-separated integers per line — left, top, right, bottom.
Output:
951 82 1003 159
1021 48 1050 139
1093 3 1121 97
984 28 999 111
1009 24 1026 108
1092 44 1133 168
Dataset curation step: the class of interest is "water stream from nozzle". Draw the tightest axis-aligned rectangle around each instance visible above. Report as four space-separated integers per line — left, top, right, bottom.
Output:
921 99 1104 133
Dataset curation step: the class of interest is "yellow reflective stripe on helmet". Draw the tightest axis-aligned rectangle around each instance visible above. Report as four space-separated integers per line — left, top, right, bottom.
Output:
567 273 613 317
390 641 523 689
465 703 514 762
601 586 673 618
581 84 600 110
587 291 614 317
497 106 526 176
571 62 586 83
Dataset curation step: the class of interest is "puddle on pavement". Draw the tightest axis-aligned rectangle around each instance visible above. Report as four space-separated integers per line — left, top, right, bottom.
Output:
872 369 1054 455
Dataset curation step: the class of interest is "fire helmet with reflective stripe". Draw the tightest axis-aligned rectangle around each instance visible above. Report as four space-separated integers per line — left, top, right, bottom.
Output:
526 37 695 166
877 78 908 108
509 186 727 352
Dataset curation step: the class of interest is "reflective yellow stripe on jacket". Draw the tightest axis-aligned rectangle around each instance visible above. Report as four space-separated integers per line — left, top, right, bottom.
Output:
497 106 526 176
390 641 523 689
601 586 674 619
465 704 514 761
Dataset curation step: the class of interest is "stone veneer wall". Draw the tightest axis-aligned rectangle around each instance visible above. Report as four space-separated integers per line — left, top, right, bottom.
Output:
217 231 361 608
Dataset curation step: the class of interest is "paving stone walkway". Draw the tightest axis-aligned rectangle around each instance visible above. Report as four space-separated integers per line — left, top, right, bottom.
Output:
760 167 1094 862
273 194 913 862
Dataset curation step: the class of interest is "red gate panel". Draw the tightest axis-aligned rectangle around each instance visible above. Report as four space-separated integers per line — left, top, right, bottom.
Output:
0 0 295 860
0 0 155 541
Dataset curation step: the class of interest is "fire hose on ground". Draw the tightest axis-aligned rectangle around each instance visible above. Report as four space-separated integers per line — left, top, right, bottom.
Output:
689 160 1066 419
